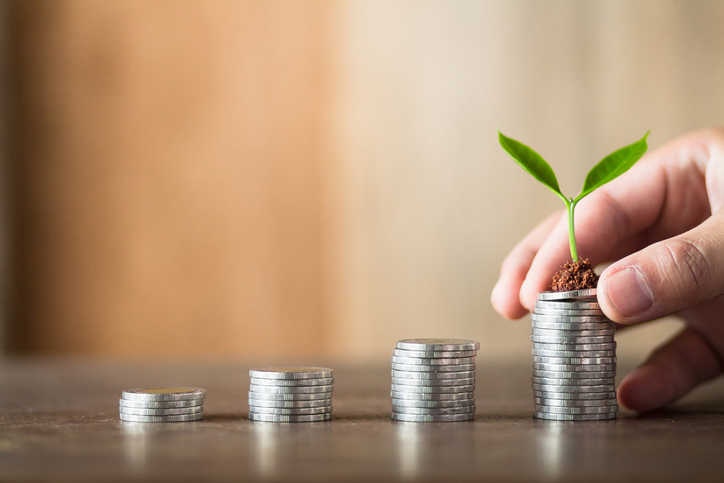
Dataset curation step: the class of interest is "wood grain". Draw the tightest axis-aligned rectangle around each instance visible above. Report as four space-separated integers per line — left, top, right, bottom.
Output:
9 1 333 356
1 358 724 481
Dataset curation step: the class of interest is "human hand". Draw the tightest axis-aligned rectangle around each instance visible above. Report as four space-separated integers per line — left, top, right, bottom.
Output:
491 128 724 412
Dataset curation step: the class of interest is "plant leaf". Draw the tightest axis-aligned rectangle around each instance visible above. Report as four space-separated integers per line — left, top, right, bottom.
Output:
498 132 566 202
575 131 649 202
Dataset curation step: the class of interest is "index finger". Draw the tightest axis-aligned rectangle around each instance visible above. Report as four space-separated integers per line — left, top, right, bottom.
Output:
491 211 563 319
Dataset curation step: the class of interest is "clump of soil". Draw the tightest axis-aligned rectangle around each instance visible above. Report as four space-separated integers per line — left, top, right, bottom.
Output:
551 259 599 291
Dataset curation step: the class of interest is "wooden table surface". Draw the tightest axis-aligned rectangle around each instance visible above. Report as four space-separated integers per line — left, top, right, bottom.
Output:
1 357 724 482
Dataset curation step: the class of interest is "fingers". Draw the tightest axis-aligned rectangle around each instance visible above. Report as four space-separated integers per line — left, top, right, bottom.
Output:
598 212 724 323
704 128 724 213
618 327 722 412
491 211 563 319
518 130 721 306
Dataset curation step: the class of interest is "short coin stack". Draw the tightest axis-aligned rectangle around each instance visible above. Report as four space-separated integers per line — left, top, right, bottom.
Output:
531 288 617 421
391 339 479 422
120 388 206 422
248 367 333 422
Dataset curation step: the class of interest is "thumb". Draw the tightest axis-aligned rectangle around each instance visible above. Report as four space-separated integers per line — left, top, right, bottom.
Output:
598 213 724 323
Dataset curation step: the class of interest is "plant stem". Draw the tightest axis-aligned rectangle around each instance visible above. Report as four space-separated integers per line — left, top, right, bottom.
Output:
567 198 579 263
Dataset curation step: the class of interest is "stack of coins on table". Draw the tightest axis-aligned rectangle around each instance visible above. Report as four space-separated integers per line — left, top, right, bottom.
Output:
119 388 206 422
531 288 618 421
390 339 479 422
248 367 333 422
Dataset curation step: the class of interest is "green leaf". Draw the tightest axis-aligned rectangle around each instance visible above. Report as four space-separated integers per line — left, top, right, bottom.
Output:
498 132 567 203
575 131 649 202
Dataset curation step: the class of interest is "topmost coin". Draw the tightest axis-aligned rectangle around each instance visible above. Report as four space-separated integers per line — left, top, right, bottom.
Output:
396 339 480 351
249 367 333 380
537 289 597 301
534 301 600 310
122 388 207 402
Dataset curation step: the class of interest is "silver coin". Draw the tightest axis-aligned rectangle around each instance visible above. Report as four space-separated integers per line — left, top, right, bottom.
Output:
391 363 475 373
534 356 616 365
532 383 615 393
391 376 475 387
535 301 601 310
249 406 332 415
532 349 616 358
249 367 333 380
532 342 617 351
534 404 618 415
532 370 617 380
393 349 477 359
391 370 475 380
534 308 604 316
390 384 474 394
391 398 475 408
533 369 615 380
121 388 206 402
391 356 476 366
532 376 615 386
390 391 474 401
396 339 480 351
532 328 615 337
248 391 331 401
391 412 474 422
533 390 616 400
531 335 613 344
120 405 203 416
532 321 615 331
120 412 204 423
533 362 616 372
119 398 204 409
531 314 611 324
249 377 333 387
392 405 475 415
248 398 332 409
533 411 616 421
534 397 617 407
249 384 333 394
533 316 607 326
248 412 331 422
537 289 598 300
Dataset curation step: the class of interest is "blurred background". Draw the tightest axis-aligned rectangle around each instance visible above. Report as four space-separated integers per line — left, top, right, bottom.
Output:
0 0 722 362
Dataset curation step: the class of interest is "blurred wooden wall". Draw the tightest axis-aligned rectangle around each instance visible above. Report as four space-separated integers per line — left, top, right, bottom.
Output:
6 1 724 362
8 0 334 357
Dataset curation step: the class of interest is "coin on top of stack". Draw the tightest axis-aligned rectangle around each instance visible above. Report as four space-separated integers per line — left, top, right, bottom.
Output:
120 388 206 422
248 367 333 422
391 339 479 422
532 288 618 421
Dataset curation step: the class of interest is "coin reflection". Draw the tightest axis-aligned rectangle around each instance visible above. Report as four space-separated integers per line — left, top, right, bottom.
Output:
121 422 150 471
250 422 277 478
395 422 421 479
249 420 333 479
536 422 564 477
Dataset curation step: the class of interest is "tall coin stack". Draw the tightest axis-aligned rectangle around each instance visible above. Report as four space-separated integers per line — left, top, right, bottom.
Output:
120 388 206 422
248 367 333 422
391 339 479 422
531 288 618 421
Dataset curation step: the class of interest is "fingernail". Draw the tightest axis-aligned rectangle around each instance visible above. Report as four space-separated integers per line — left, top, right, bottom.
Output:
604 267 654 317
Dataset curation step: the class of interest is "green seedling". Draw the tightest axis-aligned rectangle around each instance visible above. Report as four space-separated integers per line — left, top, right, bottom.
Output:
499 131 649 263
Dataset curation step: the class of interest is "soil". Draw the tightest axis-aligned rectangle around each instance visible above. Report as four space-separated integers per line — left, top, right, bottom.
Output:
550 259 599 291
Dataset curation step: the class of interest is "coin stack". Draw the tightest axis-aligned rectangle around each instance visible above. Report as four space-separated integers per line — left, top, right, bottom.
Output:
248 367 333 422
531 288 618 421
119 388 206 422
390 339 479 422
